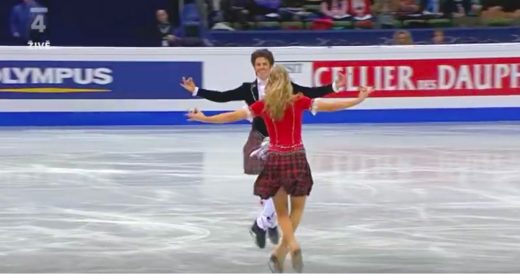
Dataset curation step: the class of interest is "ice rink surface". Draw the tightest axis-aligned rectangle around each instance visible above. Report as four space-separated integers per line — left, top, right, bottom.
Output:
1 123 519 273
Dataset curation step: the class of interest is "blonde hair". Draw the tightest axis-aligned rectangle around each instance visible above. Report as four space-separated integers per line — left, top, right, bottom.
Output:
393 30 414 45
264 65 294 121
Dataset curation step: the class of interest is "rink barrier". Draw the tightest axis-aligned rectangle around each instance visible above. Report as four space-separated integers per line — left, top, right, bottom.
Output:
0 44 519 126
0 108 519 126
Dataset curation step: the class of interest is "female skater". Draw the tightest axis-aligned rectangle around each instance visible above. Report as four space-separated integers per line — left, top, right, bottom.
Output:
181 49 345 249
187 65 373 273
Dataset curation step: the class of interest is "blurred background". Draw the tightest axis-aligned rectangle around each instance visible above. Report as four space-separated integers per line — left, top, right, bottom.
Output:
1 0 519 47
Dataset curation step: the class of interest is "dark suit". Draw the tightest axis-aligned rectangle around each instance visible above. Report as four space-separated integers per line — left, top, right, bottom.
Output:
197 81 334 136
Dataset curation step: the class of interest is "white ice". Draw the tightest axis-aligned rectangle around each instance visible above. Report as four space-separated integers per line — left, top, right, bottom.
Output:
0 123 519 272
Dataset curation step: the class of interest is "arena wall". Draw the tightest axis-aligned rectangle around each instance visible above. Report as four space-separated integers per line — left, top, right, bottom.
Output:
0 44 519 126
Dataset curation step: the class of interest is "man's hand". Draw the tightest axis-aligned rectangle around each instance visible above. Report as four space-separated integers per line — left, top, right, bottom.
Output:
180 77 197 93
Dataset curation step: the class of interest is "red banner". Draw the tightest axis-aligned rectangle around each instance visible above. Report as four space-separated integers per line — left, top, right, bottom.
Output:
313 57 520 97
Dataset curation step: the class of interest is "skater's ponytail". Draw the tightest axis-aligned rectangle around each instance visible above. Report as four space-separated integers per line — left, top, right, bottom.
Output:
264 65 294 121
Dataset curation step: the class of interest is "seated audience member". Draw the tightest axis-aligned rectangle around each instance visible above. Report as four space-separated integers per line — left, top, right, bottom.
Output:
350 0 373 20
481 0 520 13
203 0 220 27
432 29 445 44
443 0 480 17
393 29 414 45
250 0 282 20
174 2 212 46
279 0 316 21
396 0 421 17
220 0 253 29
350 0 374 28
372 0 400 28
321 0 352 20
155 9 177 46
443 0 482 26
480 0 519 21
422 0 443 15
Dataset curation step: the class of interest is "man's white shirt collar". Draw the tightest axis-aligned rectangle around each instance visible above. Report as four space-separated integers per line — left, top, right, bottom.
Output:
257 77 268 99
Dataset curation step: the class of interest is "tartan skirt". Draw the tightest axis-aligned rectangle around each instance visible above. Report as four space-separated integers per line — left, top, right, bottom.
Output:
242 129 266 175
253 149 314 199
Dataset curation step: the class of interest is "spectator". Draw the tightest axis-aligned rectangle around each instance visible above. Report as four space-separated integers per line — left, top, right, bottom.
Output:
155 9 177 47
220 0 253 29
372 0 400 28
443 0 479 17
350 0 374 28
481 0 519 13
279 0 316 21
321 0 351 20
480 0 520 20
396 0 421 17
393 29 414 44
351 0 373 20
422 0 443 15
443 0 482 26
204 0 221 27
174 2 212 46
432 29 445 44
251 0 282 20
10 0 47 45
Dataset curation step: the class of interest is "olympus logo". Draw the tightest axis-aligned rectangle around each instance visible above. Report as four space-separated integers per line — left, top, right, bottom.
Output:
0 67 113 85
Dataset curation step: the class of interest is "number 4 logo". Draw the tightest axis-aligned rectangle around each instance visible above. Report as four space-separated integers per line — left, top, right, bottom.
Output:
30 6 48 33
31 14 46 33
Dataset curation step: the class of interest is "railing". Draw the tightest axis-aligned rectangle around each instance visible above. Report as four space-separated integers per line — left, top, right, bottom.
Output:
208 26 520 47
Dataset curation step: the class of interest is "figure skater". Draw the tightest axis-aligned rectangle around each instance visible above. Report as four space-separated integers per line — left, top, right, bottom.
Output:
186 64 373 273
180 49 345 249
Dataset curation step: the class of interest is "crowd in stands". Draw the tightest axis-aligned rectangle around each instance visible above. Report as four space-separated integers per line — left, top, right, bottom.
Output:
5 0 519 47
153 0 519 46
203 0 519 30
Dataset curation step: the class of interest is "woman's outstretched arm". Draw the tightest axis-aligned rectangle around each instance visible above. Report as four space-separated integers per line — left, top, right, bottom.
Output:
314 86 374 112
186 108 249 124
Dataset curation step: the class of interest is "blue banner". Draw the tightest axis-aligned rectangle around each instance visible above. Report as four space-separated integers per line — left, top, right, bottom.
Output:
210 27 520 47
0 61 202 99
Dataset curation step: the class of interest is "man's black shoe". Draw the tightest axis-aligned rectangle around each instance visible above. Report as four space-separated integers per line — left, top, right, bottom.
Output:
249 221 267 248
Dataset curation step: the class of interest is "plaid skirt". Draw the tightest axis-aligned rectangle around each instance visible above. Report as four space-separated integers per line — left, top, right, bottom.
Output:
253 149 314 199
243 129 266 175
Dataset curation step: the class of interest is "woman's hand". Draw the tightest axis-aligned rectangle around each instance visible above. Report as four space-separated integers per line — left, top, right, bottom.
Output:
186 108 206 122
357 86 374 100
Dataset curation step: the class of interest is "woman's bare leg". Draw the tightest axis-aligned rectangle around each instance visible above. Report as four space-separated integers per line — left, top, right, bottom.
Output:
270 188 308 272
288 195 306 272
272 187 296 248
289 195 306 235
